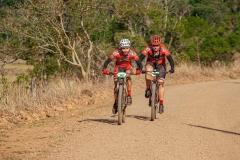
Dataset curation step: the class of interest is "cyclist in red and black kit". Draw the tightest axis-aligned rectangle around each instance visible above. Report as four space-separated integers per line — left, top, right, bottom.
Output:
102 38 143 114
139 35 174 114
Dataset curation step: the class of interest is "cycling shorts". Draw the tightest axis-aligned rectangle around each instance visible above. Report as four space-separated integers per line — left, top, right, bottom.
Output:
146 61 166 79
113 65 132 81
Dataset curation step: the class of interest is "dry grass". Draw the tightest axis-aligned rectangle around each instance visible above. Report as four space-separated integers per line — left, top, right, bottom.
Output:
0 77 112 115
0 62 239 116
4 64 34 70
166 63 239 84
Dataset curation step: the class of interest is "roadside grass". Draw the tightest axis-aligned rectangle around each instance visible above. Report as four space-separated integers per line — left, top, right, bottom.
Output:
0 76 109 115
167 63 232 84
4 64 34 70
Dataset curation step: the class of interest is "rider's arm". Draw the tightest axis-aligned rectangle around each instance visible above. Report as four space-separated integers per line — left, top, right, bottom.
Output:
166 55 174 70
135 59 143 71
139 54 146 62
103 58 112 69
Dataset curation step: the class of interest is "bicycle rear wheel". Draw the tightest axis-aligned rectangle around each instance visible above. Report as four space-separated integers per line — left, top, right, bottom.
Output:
117 85 123 125
150 83 157 121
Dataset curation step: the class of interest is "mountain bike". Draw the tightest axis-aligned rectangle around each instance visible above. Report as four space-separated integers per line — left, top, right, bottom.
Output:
108 67 136 125
142 70 169 121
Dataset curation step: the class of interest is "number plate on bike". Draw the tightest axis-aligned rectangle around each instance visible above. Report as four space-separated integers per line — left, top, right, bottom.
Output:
117 72 127 78
151 72 159 77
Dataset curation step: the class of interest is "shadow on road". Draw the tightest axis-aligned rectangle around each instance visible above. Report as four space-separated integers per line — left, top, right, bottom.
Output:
78 119 117 125
187 124 240 136
126 115 150 121
78 115 150 125
225 81 240 84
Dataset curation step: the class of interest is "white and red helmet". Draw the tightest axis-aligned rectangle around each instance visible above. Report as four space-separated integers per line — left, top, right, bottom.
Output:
119 38 131 48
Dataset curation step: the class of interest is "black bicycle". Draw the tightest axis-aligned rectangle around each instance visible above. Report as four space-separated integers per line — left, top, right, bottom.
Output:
108 68 136 125
142 70 169 121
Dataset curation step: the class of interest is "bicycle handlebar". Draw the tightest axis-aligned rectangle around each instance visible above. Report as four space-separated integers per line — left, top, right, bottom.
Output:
141 70 170 74
105 70 170 76
107 71 137 76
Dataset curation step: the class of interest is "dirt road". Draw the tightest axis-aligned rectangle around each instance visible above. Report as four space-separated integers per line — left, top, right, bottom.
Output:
1 80 240 160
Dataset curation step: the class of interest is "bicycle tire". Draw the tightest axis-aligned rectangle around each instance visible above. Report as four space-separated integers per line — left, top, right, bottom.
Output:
122 85 127 123
122 109 126 123
150 83 156 121
155 84 159 119
117 84 123 125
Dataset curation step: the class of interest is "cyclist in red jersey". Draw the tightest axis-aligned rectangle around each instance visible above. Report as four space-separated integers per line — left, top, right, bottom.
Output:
139 35 174 114
102 38 142 114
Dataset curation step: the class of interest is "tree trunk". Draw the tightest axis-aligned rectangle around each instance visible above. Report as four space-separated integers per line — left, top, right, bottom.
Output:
162 0 169 43
196 41 201 68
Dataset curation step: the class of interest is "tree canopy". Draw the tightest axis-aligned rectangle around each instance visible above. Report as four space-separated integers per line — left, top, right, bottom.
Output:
0 0 239 79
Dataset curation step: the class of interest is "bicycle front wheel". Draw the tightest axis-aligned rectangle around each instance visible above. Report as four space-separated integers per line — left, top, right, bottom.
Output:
117 85 123 125
150 83 157 121
122 85 127 123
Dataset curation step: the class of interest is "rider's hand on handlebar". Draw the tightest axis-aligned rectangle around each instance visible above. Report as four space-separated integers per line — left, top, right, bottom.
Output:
135 70 142 75
102 69 109 75
169 68 174 73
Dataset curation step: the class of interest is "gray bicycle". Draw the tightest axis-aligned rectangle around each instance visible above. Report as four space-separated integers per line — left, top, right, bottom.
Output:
142 70 169 121
108 68 137 125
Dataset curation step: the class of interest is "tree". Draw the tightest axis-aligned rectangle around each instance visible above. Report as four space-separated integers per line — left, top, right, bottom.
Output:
0 6 29 64
7 0 112 81
183 17 209 67
114 0 150 36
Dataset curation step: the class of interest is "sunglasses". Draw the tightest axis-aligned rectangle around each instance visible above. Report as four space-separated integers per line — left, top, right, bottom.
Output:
153 45 159 47
122 47 130 49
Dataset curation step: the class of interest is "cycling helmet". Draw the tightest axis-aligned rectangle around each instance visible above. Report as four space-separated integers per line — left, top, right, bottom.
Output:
119 38 131 48
150 35 161 45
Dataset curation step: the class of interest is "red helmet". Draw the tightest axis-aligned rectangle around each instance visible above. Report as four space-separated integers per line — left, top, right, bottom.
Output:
150 35 161 45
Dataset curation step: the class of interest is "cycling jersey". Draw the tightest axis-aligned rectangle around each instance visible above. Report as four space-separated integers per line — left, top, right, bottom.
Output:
109 48 139 67
141 44 170 66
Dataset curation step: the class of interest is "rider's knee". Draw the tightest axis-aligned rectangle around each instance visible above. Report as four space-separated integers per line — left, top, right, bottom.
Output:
146 65 153 71
126 76 131 81
158 79 165 86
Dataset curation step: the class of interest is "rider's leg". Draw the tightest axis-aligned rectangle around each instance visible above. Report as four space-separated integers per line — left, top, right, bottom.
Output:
158 78 165 104
126 70 132 105
157 65 166 114
114 80 118 103
112 67 119 114
126 70 132 96
145 64 153 88
113 66 119 103
158 79 165 114
111 79 118 114
145 63 153 98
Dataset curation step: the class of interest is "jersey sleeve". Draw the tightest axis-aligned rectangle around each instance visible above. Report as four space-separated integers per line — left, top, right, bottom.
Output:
129 49 139 61
141 45 151 56
109 49 120 59
160 44 170 56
